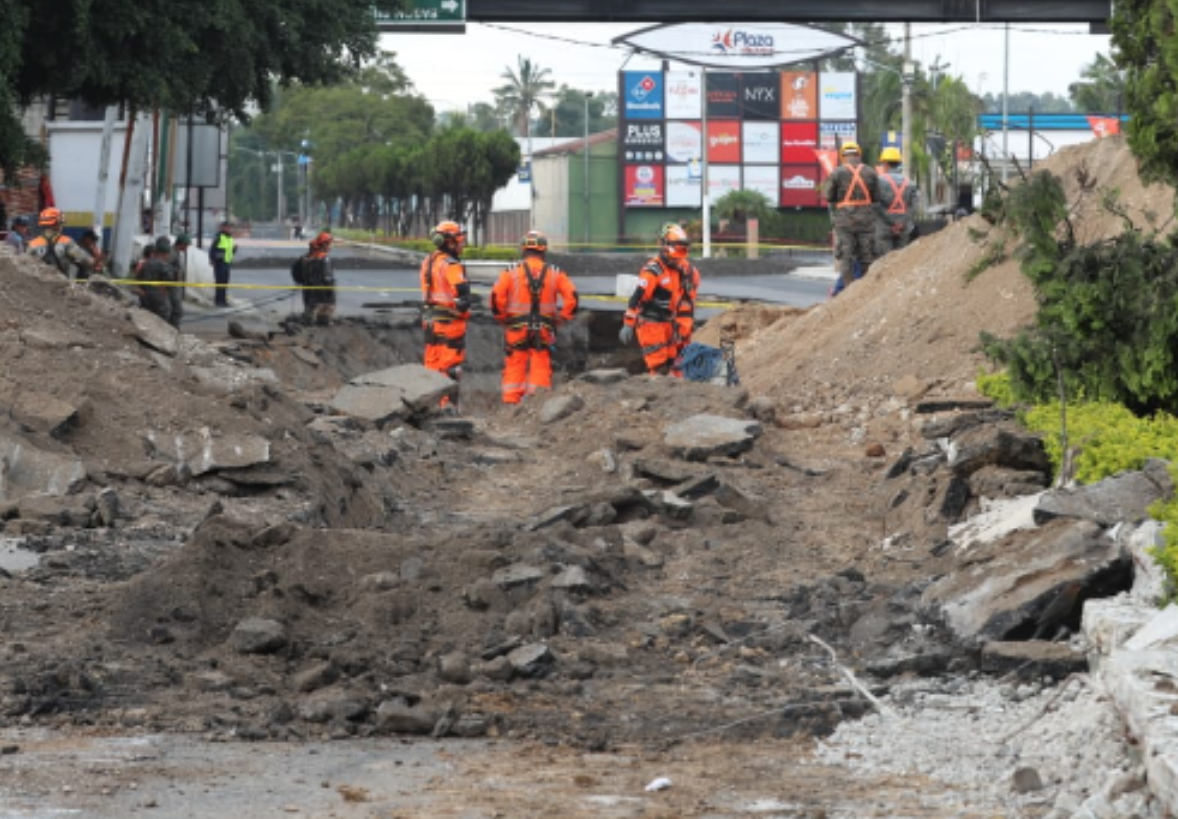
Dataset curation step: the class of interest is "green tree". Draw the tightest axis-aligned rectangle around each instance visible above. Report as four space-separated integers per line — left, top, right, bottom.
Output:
1111 0 1178 188
494 57 555 139
542 86 617 138
3 0 408 171
1068 53 1125 114
714 189 773 232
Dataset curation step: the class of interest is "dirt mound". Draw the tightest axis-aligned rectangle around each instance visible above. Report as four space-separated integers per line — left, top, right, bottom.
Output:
722 135 1171 417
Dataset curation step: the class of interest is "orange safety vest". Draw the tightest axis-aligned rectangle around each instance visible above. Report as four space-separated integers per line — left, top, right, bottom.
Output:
882 175 910 215
420 250 466 317
836 165 873 209
494 259 576 325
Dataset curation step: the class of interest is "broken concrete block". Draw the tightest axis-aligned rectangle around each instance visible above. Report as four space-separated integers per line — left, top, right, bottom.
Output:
375 700 434 734
230 617 288 655
539 394 585 425
980 641 1088 680
167 429 272 477
0 430 87 501
129 309 179 356
1034 459 1174 527
347 364 457 416
492 563 545 590
507 643 554 678
664 414 763 461
11 392 80 438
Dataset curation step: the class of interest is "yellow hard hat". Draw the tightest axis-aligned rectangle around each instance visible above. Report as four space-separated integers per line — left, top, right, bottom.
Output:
840 141 862 156
880 147 902 163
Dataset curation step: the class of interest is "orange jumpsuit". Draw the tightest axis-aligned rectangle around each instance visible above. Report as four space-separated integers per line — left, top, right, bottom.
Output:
420 249 471 381
490 256 578 404
624 254 701 375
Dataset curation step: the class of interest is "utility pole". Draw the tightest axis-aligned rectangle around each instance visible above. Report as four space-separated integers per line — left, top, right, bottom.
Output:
1002 23 1010 183
583 91 594 248
902 23 913 212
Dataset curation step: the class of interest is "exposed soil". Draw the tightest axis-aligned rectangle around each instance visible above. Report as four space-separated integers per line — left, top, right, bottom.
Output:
0 135 1167 816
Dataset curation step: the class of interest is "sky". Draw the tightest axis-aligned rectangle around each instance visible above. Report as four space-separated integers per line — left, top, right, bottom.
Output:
380 22 1111 112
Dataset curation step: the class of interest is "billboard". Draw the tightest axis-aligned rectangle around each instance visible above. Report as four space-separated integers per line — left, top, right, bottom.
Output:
666 121 702 164
780 165 822 207
820 73 857 119
781 72 818 120
707 120 742 163
744 165 779 203
624 164 665 206
742 121 779 164
706 73 741 118
741 74 779 119
706 165 741 204
666 163 703 207
618 68 858 211
623 72 664 120
665 71 703 119
613 23 862 70
622 121 665 162
781 121 819 163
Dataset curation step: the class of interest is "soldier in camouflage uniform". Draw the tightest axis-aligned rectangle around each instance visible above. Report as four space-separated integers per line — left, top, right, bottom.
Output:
133 237 177 326
167 233 191 328
875 146 919 255
822 142 879 293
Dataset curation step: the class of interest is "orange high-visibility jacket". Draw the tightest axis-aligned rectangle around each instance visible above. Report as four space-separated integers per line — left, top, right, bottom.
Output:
420 250 470 320
491 257 578 328
624 255 700 327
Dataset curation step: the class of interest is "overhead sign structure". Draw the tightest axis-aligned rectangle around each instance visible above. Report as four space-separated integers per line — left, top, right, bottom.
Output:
375 0 465 32
613 22 862 69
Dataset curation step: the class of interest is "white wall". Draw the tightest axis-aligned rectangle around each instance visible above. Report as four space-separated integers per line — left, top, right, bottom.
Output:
46 122 129 220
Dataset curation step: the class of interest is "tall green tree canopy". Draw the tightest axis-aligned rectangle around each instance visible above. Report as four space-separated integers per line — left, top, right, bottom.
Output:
0 0 406 170
1112 0 1178 189
1068 54 1125 113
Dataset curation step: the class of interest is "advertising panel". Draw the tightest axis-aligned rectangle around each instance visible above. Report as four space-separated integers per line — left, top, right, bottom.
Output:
666 163 703 207
819 73 857 120
780 72 818 120
820 121 857 149
665 121 702 164
665 71 703 119
622 121 665 162
706 73 741 118
623 71 664 120
624 164 665 206
742 121 779 164
780 121 819 163
741 74 779 119
744 165 779 203
707 120 742 164
613 23 862 70
706 164 741 205
780 164 822 207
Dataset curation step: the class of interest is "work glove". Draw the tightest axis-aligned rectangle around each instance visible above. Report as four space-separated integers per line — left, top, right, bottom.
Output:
619 324 635 346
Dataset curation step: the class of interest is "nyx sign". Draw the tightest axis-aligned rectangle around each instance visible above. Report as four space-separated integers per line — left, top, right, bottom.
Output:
741 75 778 119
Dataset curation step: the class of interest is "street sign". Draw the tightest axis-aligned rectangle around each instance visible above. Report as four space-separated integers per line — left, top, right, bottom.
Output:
375 0 465 32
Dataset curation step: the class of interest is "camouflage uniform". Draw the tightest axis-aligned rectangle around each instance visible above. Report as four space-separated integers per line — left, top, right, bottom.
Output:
27 232 93 280
134 254 175 325
823 162 879 289
165 246 187 327
876 167 919 255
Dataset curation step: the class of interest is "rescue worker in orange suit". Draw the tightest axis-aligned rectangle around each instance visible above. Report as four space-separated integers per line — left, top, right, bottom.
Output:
619 224 701 376
822 142 879 293
490 230 578 404
27 208 94 280
420 220 471 405
875 146 919 255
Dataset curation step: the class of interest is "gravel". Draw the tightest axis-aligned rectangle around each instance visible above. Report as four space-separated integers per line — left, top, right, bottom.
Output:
816 673 1160 818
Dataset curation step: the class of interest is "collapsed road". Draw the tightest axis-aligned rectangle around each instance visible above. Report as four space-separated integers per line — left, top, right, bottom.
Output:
1 136 1177 819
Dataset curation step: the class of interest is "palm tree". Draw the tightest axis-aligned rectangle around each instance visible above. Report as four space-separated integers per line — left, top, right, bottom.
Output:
493 57 556 140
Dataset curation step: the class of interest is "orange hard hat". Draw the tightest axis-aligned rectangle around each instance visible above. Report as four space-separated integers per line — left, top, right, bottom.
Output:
38 207 62 227
521 230 548 253
431 220 466 249
311 231 333 249
661 224 690 259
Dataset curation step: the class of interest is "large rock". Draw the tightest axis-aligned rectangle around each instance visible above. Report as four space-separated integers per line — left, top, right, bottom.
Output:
946 423 1050 477
11 392 81 438
229 618 287 655
128 309 180 356
664 414 763 461
922 518 1127 645
158 429 272 477
539 394 585 425
374 699 435 735
0 430 87 501
337 364 456 422
1034 459 1174 527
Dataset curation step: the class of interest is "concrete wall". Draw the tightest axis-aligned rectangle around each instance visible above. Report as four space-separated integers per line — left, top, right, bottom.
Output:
533 154 571 246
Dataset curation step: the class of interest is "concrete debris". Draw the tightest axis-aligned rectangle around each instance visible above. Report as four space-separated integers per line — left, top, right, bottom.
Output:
1034 458 1175 527
332 364 456 424
0 429 87 501
663 414 763 461
128 309 179 356
230 618 288 655
539 394 585 425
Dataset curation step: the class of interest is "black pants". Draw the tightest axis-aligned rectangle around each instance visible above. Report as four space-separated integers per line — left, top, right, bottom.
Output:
213 262 231 306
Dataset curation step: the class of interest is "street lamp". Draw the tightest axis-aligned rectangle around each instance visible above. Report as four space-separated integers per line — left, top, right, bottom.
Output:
583 91 594 250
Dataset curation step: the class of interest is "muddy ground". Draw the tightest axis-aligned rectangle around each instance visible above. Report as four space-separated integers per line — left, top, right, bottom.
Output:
0 135 1169 817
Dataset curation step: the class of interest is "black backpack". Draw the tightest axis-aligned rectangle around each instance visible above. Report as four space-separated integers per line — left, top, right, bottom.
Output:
291 255 307 285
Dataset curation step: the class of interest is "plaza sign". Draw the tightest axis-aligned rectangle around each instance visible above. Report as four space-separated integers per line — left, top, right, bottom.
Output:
613 22 861 69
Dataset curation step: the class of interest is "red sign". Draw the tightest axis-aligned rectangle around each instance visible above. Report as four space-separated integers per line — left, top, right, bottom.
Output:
706 120 742 163
780 164 822 208
624 164 665 207
1087 116 1121 138
781 121 819 163
813 149 838 176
